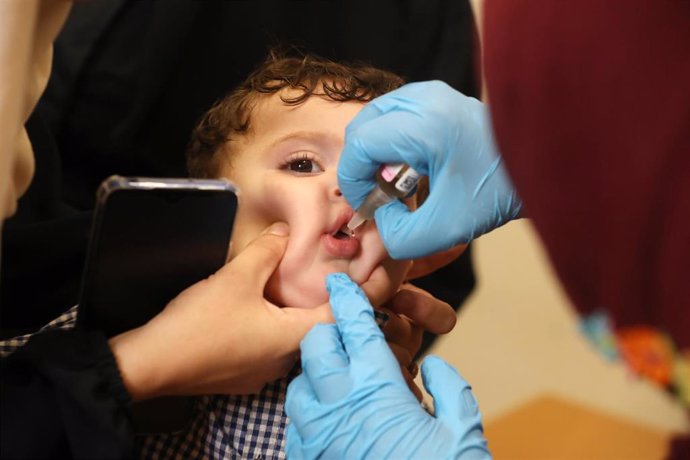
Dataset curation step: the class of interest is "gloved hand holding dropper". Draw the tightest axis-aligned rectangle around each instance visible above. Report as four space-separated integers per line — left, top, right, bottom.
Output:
286 80 518 459
339 80 522 260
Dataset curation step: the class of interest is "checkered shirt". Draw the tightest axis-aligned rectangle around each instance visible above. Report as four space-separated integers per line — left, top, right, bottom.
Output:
1 309 389 459
2 309 293 459
0 306 79 357
137 378 292 460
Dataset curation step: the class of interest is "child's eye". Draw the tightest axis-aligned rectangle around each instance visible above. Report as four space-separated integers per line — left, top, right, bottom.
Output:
283 154 324 174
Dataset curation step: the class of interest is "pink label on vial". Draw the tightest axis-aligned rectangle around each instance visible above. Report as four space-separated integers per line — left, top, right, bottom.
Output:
380 164 404 182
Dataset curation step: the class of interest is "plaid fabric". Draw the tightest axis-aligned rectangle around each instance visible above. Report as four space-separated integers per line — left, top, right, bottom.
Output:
0 307 289 459
137 312 389 459
2 309 389 459
0 306 78 357
137 377 292 460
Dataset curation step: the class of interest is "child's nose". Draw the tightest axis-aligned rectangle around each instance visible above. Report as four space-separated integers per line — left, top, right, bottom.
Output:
328 171 344 200
329 184 346 203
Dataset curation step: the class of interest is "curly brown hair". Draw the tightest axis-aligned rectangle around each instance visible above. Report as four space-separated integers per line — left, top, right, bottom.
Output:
186 49 405 178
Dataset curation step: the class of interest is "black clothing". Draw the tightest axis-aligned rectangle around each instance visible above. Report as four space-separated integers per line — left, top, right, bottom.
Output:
0 330 133 459
1 113 92 337
3 0 479 345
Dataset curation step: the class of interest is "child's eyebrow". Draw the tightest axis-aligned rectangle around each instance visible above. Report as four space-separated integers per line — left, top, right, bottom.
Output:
268 130 341 150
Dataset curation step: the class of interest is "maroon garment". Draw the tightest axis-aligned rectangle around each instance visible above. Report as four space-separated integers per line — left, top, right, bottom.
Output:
483 0 690 348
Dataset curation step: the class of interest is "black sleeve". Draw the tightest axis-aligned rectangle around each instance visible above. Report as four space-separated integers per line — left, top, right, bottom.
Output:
1 329 135 459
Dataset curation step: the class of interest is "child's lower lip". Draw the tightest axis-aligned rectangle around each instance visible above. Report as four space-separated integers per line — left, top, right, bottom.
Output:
321 233 360 258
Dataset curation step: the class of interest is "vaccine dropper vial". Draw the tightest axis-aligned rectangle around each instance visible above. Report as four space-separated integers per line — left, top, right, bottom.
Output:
346 163 421 235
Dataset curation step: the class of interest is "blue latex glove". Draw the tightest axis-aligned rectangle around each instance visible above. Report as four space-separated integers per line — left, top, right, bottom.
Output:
339 80 522 259
285 273 491 460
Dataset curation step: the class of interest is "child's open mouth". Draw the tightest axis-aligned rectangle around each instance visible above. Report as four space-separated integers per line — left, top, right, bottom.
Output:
323 227 360 258
331 228 352 240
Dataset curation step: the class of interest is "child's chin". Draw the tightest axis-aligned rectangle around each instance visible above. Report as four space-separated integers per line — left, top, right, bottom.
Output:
264 277 328 309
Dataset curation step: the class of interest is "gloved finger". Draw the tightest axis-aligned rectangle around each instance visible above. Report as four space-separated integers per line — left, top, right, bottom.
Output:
285 374 317 427
285 423 306 460
300 323 352 404
386 341 414 374
374 195 463 260
326 273 389 358
420 355 479 423
339 111 432 210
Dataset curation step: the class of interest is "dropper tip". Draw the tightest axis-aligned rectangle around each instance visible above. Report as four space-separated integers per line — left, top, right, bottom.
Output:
346 213 367 236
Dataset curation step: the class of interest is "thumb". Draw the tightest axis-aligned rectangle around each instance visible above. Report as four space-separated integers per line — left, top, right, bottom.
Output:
217 222 289 288
279 302 334 346
421 355 479 424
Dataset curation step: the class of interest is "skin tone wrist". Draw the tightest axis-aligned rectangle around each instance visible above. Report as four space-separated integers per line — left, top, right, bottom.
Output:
109 324 164 401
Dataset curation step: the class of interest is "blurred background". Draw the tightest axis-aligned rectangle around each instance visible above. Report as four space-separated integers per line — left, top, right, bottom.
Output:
3 1 688 458
427 219 690 459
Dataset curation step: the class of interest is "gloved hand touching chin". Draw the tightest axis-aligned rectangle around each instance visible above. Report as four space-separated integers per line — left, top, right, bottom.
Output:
285 273 491 460
339 80 522 259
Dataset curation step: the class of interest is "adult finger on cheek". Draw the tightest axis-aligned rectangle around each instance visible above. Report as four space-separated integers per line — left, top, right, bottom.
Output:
220 222 289 290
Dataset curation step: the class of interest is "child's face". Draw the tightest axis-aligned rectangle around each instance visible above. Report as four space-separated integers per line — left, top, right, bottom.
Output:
221 89 405 308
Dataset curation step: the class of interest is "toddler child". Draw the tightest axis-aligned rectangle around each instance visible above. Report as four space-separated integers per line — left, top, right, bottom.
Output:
137 50 414 459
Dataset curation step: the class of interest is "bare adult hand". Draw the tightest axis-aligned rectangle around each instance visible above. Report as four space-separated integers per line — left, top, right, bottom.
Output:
406 243 468 280
108 222 332 401
378 283 457 400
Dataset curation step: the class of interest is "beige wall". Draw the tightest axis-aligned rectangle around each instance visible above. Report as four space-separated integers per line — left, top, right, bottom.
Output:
425 220 689 433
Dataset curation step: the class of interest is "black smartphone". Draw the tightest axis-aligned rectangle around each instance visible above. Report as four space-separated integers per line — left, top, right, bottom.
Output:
76 176 237 433
77 176 237 336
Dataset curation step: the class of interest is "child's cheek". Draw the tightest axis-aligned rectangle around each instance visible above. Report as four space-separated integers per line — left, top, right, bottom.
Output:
348 221 389 284
254 180 293 223
261 179 319 231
